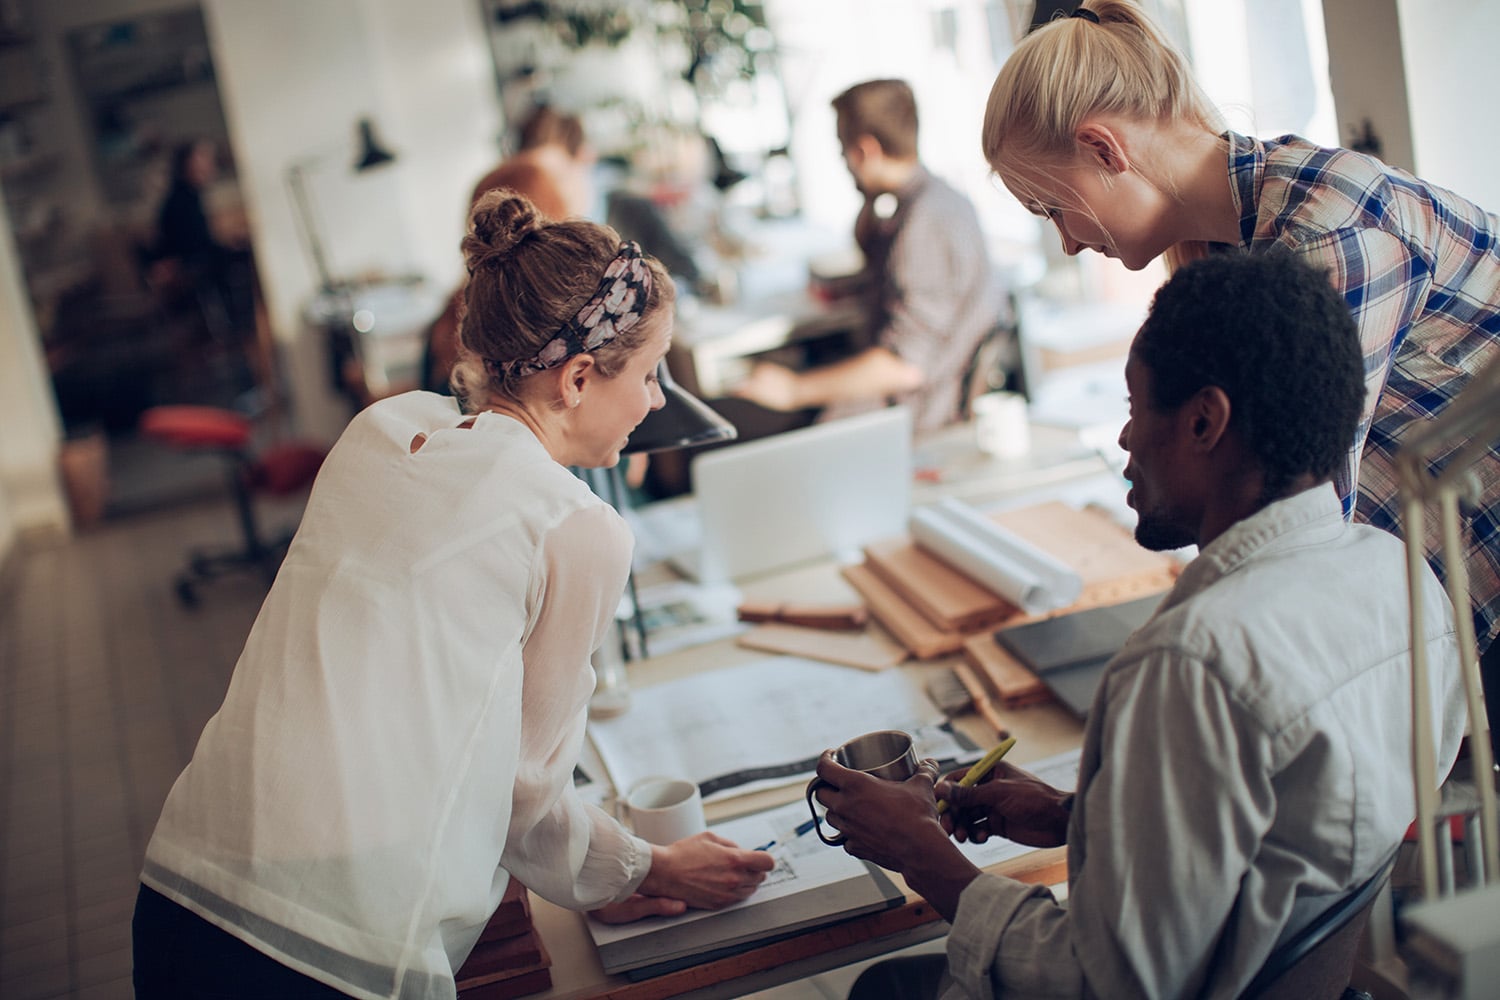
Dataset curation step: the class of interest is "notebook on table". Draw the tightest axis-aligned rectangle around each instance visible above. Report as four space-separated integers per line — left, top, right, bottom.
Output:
586 800 905 979
669 406 913 584
993 592 1165 718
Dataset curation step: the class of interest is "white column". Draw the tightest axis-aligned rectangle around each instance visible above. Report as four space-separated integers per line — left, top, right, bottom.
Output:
0 189 69 549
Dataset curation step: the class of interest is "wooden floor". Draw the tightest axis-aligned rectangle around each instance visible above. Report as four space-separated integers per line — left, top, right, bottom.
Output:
0 494 302 999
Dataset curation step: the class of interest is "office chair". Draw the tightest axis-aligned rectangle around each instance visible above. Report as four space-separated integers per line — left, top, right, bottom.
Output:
1238 851 1397 1000
954 314 1026 419
139 405 326 606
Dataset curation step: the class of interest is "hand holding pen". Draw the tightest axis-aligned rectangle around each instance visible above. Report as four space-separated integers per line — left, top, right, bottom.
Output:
935 736 1015 816
935 740 1072 848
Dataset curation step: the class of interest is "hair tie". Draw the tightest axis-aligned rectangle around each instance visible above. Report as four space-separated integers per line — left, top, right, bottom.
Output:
1072 6 1100 22
493 241 653 379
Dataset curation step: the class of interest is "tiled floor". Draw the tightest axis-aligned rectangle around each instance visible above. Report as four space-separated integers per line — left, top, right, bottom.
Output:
0 488 942 1000
0 494 295 999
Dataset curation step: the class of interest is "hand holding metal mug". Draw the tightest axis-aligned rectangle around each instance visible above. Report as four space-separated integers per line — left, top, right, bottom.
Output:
805 730 920 846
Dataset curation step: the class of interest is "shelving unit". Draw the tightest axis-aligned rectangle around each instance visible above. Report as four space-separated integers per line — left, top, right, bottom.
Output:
0 0 89 339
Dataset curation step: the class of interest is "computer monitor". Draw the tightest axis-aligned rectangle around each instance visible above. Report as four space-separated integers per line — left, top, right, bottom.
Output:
674 406 913 584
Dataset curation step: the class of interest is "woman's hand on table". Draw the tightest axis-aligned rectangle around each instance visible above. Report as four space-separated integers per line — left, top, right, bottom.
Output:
935 761 1071 848
590 894 689 924
636 831 775 910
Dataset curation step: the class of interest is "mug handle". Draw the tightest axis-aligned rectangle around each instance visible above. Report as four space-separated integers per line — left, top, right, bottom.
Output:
804 776 846 846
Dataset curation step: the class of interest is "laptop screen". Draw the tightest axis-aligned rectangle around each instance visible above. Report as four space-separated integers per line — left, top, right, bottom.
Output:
684 407 913 583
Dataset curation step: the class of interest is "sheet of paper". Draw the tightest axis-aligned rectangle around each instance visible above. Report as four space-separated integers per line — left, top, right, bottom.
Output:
588 656 963 802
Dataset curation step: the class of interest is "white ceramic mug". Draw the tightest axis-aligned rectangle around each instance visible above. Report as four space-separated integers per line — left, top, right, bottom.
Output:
973 390 1031 459
624 777 707 845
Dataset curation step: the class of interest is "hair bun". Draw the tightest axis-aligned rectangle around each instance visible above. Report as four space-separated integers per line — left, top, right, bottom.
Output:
463 189 544 271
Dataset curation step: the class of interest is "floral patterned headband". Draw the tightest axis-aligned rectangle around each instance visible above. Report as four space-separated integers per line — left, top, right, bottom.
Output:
487 242 653 380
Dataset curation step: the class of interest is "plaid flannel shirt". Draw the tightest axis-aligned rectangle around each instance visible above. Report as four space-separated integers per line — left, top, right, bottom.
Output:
1226 132 1500 652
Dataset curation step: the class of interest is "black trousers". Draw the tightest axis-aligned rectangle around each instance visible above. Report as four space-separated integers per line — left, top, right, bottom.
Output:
846 953 950 1000
132 884 352 1000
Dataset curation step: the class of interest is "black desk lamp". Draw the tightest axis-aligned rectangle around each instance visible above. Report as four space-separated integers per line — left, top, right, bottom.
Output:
624 361 737 454
286 116 400 294
353 117 396 171
286 117 400 401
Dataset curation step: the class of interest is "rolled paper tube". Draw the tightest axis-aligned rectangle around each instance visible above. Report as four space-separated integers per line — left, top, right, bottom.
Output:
909 498 1083 614
909 506 1046 610
934 498 1082 604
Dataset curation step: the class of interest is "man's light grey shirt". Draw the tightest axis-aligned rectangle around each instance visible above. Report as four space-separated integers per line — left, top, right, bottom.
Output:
945 485 1466 999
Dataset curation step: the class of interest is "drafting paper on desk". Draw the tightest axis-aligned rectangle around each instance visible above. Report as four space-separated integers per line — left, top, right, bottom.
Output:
588 657 967 802
587 801 904 977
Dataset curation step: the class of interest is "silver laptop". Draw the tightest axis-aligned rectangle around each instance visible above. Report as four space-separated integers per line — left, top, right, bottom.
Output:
670 407 913 584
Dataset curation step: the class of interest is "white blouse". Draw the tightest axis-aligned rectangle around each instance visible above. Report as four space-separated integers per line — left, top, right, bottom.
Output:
142 391 652 1000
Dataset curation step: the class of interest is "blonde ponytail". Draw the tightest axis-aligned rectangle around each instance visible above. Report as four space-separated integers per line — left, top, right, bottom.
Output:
981 0 1222 176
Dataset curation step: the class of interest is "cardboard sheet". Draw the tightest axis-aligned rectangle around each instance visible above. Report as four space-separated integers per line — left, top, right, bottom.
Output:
736 622 907 671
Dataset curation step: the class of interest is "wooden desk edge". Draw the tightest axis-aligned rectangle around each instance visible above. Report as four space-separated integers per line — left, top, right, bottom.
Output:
566 846 1068 1000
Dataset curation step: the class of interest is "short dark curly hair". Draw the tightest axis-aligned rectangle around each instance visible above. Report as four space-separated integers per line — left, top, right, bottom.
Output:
1132 251 1364 501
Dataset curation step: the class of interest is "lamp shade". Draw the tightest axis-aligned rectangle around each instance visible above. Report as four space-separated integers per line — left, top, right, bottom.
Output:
623 363 736 455
354 117 397 172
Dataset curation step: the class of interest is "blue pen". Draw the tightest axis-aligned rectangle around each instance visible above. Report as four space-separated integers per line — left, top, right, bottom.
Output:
754 816 818 852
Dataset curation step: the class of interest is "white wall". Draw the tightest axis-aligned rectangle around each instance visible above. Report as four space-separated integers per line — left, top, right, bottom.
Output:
204 0 502 444
1396 0 1500 210
0 192 69 542
1321 0 1414 172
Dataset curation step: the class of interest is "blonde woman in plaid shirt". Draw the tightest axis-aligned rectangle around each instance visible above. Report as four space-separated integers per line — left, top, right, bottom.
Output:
982 0 1499 751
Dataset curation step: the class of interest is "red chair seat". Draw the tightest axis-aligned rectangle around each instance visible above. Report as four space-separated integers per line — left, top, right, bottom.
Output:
137 404 327 605
140 405 253 450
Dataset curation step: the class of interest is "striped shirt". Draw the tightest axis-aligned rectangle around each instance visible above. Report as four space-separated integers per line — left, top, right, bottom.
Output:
1225 131 1500 653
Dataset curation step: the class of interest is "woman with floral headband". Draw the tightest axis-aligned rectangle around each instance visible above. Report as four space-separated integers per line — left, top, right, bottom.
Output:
132 189 773 1000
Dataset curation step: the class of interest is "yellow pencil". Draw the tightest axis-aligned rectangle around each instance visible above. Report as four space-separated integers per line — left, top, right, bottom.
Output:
936 736 1016 815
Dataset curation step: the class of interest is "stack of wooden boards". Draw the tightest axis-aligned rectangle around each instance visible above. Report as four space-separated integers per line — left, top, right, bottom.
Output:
842 500 1179 711
455 879 553 999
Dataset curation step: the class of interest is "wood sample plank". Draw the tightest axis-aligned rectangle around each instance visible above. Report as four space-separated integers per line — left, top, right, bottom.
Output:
840 562 966 660
862 537 1019 634
736 622 908 671
962 632 1054 709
